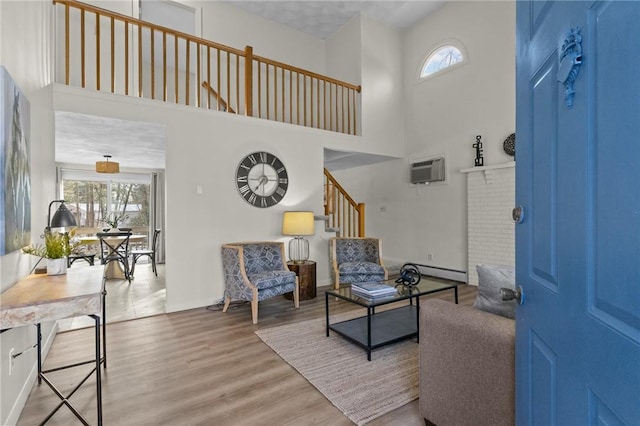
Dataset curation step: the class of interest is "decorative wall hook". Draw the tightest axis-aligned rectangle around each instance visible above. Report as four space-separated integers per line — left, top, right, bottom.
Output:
557 27 582 108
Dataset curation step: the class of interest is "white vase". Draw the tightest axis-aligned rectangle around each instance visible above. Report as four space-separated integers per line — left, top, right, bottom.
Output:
47 258 67 275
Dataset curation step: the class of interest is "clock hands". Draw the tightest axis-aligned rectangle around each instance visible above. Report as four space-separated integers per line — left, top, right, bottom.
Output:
254 175 268 192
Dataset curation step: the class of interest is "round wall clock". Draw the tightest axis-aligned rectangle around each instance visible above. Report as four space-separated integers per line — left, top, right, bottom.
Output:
235 151 288 208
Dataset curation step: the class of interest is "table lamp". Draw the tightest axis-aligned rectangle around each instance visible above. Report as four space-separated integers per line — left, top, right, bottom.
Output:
282 211 315 263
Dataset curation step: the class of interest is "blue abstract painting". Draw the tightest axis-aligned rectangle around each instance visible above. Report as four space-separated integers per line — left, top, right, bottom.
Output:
0 66 31 255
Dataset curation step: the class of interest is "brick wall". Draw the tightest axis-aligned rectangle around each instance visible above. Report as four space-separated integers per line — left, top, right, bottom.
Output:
465 163 515 285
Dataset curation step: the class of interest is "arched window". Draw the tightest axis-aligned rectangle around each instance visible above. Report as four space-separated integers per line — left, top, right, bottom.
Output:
420 42 467 79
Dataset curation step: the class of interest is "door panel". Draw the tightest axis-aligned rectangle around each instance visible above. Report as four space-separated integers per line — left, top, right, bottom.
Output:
531 53 558 288
531 332 557 426
590 2 640 337
516 1 640 425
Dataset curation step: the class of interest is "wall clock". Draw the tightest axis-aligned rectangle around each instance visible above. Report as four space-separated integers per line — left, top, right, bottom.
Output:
235 151 288 208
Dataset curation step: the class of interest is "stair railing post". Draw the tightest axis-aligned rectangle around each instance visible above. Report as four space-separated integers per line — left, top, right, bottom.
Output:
358 203 365 237
244 45 253 117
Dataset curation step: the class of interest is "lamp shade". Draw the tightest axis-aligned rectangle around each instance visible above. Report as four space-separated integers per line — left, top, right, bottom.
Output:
96 155 120 173
49 201 77 228
282 211 315 236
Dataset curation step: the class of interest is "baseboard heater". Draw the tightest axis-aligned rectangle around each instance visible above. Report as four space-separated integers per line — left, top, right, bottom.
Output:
411 263 468 283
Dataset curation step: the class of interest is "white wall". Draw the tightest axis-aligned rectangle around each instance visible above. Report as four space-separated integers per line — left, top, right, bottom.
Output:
191 0 326 74
332 1 515 273
53 84 358 312
0 1 58 424
465 164 516 285
359 15 405 155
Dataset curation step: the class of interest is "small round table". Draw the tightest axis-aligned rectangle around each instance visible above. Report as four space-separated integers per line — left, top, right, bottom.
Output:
285 260 316 300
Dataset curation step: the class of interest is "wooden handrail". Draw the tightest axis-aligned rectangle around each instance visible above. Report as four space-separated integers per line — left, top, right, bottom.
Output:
53 0 361 135
324 168 365 237
253 54 361 92
202 82 236 113
53 0 246 55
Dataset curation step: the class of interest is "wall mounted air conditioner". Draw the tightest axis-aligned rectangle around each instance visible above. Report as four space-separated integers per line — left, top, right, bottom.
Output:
410 156 445 184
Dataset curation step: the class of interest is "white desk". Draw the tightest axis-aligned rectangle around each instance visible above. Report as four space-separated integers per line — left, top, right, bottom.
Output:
0 269 105 425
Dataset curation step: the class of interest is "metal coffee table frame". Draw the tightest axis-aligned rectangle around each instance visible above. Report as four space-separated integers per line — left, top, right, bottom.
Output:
325 280 458 361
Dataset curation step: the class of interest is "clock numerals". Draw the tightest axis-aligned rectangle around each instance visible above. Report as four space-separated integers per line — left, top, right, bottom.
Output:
236 175 248 183
238 184 251 196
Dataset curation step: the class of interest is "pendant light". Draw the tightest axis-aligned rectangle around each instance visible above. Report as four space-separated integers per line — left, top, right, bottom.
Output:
96 155 120 173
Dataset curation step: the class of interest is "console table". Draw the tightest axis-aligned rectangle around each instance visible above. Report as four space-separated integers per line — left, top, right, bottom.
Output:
0 268 106 425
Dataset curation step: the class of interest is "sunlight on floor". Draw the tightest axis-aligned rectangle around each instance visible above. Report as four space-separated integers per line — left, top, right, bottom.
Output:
57 261 166 332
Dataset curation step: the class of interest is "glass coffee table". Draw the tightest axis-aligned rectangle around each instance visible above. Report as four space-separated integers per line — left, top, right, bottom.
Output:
325 278 458 360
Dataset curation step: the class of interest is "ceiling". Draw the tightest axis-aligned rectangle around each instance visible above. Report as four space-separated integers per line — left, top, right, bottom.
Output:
55 2 445 171
55 112 166 170
223 1 446 39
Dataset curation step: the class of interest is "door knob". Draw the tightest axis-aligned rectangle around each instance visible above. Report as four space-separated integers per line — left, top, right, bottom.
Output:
501 286 524 305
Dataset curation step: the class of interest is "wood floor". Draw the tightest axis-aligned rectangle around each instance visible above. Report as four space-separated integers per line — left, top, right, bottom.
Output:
17 280 477 426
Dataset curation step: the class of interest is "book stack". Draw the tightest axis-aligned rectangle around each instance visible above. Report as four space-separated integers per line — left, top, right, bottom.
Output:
351 282 398 299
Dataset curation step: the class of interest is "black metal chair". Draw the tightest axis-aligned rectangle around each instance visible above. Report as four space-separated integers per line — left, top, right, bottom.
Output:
97 231 132 283
130 229 161 278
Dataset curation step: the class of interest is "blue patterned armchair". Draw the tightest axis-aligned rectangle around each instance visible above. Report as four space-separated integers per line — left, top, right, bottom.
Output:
221 242 299 324
330 237 388 289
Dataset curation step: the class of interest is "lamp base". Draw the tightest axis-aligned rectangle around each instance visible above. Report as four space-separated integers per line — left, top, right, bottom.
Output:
288 237 309 264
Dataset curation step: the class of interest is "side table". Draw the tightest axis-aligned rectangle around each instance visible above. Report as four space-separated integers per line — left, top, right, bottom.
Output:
285 260 316 300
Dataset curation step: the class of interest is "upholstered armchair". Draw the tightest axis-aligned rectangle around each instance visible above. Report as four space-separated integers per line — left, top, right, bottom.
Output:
221 242 299 324
330 237 388 290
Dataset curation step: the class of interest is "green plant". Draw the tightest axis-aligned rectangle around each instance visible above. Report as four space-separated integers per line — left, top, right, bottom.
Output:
103 212 129 228
21 231 77 259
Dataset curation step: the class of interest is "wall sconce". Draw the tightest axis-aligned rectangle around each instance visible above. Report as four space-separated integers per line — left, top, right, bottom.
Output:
282 211 315 263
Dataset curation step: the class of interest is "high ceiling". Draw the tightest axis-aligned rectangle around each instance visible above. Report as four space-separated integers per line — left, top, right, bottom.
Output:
56 2 445 170
223 1 446 39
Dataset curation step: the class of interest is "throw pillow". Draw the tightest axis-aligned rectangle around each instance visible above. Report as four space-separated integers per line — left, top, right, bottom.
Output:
473 264 516 319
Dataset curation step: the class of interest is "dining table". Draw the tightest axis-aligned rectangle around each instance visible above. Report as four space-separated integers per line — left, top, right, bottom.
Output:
77 234 147 279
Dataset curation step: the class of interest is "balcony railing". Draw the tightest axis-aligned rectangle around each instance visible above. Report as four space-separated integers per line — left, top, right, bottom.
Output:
53 0 361 135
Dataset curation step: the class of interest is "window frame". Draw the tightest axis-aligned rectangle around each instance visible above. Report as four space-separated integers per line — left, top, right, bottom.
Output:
417 40 469 82
58 168 152 231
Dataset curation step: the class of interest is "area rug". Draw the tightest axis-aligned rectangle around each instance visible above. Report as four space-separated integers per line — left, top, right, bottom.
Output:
255 311 418 425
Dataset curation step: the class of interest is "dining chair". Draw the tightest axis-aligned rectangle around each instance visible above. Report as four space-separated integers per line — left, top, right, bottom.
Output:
97 231 132 283
130 229 161 278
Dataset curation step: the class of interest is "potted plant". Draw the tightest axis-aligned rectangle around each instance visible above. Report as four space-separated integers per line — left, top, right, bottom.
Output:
22 230 77 275
102 212 129 231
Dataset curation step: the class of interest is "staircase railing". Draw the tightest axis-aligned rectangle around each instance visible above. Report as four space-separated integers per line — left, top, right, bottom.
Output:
201 82 235 114
52 0 361 135
324 168 365 237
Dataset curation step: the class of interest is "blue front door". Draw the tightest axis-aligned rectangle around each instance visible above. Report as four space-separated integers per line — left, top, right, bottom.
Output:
516 1 640 424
